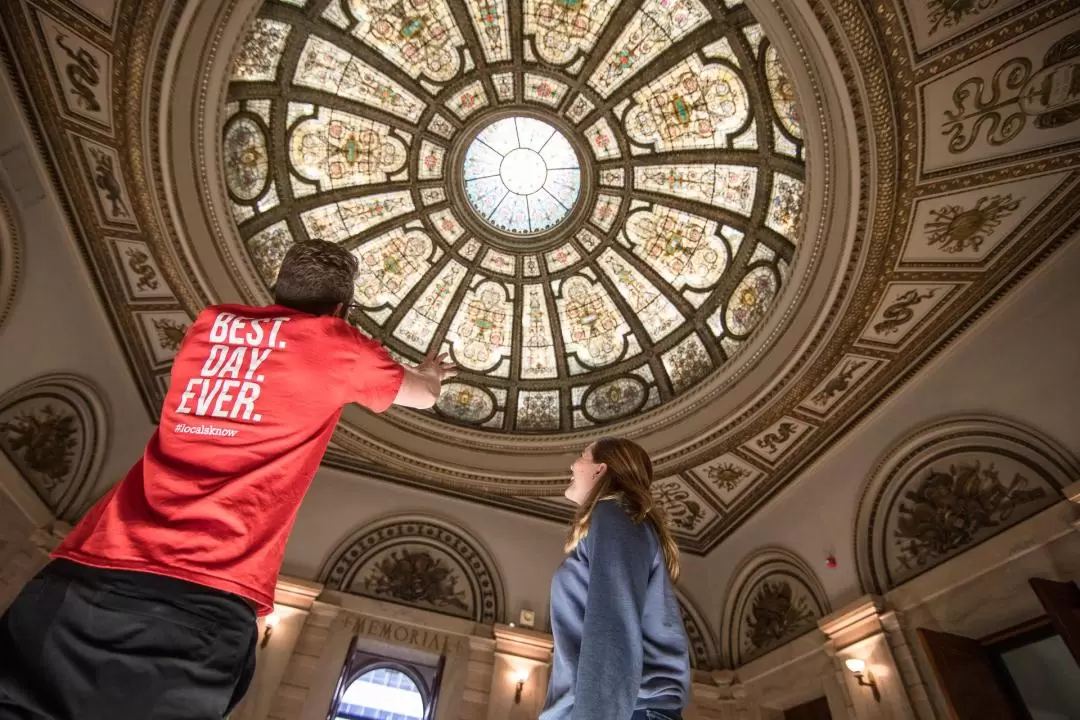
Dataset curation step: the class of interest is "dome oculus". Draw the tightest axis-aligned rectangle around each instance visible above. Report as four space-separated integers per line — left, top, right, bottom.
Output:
462 117 581 235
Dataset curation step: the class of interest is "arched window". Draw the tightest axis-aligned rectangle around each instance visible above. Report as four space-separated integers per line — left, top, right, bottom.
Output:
334 665 427 720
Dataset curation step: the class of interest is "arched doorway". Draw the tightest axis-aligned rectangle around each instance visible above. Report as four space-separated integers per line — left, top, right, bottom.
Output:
333 664 430 720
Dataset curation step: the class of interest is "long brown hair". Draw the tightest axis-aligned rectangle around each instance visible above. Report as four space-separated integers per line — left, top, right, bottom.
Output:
564 437 681 583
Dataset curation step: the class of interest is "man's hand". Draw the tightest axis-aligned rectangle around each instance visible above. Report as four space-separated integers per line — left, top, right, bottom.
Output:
393 351 456 409
416 351 457 385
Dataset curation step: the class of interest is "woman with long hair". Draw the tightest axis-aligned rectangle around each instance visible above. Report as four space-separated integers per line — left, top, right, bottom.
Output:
540 437 691 720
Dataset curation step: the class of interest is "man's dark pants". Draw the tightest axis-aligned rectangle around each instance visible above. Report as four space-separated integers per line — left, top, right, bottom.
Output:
0 559 257 719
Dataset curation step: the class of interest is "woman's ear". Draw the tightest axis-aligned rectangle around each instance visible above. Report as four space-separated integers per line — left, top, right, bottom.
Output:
594 462 608 479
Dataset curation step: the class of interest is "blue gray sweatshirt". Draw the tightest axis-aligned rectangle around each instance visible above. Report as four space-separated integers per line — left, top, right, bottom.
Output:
540 498 691 720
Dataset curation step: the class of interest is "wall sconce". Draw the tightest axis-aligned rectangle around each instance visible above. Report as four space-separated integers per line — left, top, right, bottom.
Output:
844 658 880 702
513 669 529 705
261 611 280 649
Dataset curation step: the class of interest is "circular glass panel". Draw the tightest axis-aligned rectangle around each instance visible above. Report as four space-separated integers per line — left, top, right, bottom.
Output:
462 117 581 235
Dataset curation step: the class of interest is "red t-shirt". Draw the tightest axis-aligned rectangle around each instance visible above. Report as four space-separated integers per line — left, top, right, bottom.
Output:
53 304 405 615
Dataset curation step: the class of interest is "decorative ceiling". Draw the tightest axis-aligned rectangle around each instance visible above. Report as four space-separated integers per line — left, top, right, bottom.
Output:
222 0 806 433
0 0 1077 553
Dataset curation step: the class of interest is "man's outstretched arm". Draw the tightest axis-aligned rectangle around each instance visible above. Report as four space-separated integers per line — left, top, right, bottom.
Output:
393 352 456 409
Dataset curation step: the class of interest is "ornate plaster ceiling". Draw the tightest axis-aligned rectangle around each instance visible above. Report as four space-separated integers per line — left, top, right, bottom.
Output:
0 0 1077 553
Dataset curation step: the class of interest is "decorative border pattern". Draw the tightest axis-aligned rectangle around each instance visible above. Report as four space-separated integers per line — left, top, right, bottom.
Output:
0 182 22 334
676 588 719 670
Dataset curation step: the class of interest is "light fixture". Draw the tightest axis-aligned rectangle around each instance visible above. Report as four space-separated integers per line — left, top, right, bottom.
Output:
261 611 280 648
513 669 530 705
844 658 880 702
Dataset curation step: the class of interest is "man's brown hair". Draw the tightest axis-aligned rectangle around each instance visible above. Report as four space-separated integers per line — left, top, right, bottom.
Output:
272 240 358 316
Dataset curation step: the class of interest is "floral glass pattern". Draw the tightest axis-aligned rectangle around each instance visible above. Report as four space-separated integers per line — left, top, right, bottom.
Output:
351 228 434 311
524 74 569 107
468 0 511 63
231 19 291 82
247 221 294 280
299 192 414 243
445 280 514 372
225 0 808 432
623 207 730 293
585 118 621 160
293 36 426 122
724 266 778 336
445 81 489 119
393 261 468 352
557 275 633 368
347 0 465 82
663 332 712 392
224 117 269 201
545 243 582 273
625 58 750 151
436 383 496 424
521 284 558 379
417 140 446 181
516 390 560 430
588 0 710 98
288 107 408 190
765 45 802 140
766 174 805 241
597 248 685 341
583 376 648 422
523 0 621 66
635 164 757 216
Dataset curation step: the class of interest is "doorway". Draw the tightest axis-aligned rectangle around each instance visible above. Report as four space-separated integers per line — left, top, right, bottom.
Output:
327 642 445 720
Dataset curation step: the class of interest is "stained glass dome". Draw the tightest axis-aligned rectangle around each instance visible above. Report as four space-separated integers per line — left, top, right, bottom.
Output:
224 0 807 434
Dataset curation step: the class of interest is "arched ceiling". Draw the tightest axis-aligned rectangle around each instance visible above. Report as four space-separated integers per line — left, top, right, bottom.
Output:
1 0 1077 553
222 0 807 435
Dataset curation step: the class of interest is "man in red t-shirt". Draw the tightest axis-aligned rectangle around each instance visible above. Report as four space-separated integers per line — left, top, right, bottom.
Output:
0 241 454 719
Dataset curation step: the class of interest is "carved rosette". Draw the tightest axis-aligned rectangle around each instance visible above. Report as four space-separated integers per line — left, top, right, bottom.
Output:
720 547 829 667
855 416 1078 594
320 515 505 624
0 374 107 522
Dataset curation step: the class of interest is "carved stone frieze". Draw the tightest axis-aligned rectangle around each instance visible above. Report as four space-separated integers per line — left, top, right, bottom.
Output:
721 547 830 667
855 415 1079 593
319 515 505 624
0 374 107 522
